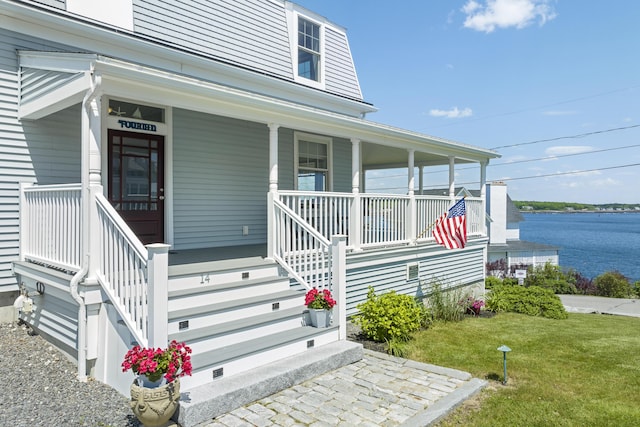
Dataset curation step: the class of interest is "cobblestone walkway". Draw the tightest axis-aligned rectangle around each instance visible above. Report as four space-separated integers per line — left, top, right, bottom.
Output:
198 350 486 427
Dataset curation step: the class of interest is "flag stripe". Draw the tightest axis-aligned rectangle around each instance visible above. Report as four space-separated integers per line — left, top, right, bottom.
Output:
432 199 467 249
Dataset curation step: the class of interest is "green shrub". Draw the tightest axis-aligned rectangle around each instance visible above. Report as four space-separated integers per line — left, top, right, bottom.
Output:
485 276 502 290
354 287 426 343
594 271 632 298
486 284 568 319
524 263 577 294
503 277 519 286
633 281 640 298
424 280 466 322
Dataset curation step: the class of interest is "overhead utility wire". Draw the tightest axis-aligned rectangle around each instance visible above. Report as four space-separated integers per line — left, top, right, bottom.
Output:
496 163 640 182
368 163 640 191
491 124 640 150
452 163 640 186
489 144 640 167
367 143 640 180
425 85 640 130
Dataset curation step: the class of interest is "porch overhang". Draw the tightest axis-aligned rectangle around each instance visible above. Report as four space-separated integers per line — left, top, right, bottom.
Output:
18 52 98 120
17 51 500 165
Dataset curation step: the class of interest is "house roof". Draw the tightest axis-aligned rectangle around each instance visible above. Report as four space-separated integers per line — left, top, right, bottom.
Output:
507 195 525 223
3 0 375 118
489 240 560 252
18 51 501 166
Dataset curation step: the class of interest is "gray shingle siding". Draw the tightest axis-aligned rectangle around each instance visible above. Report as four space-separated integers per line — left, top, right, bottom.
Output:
324 27 362 100
30 0 65 9
19 68 80 104
0 28 79 292
172 108 270 250
133 0 293 78
346 244 485 315
131 0 363 101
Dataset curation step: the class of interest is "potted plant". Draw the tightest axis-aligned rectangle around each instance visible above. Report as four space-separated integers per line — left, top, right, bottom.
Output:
459 295 485 316
122 340 192 427
305 288 336 328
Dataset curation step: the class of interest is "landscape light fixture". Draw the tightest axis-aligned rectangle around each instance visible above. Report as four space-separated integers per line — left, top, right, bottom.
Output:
497 345 512 385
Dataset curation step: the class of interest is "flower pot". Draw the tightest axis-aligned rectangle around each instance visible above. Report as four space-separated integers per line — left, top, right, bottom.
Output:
130 377 180 427
308 308 331 328
466 307 481 316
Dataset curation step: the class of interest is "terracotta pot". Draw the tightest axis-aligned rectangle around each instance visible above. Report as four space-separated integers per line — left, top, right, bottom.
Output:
129 377 180 427
308 308 331 328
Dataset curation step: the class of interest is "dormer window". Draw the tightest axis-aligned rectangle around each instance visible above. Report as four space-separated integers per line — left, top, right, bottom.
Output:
298 17 320 82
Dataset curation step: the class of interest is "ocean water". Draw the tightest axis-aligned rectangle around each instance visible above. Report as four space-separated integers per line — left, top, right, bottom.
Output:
519 212 640 282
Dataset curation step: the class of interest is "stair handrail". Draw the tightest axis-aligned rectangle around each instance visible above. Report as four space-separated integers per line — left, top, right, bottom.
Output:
94 192 149 347
272 198 332 291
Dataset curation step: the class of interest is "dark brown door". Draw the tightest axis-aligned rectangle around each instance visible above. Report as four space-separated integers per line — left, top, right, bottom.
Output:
108 130 165 244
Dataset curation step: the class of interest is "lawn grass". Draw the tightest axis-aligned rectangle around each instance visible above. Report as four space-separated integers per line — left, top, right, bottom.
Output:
406 312 640 426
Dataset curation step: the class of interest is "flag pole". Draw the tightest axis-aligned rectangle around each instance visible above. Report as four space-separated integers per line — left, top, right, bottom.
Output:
416 196 465 239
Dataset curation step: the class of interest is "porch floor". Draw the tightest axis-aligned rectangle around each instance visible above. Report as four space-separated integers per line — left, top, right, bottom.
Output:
168 244 267 266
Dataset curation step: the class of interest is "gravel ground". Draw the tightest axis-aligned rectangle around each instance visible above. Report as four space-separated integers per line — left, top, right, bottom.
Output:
0 321 386 426
0 322 140 427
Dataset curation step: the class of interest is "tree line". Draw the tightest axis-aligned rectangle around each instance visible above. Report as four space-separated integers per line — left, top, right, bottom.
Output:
514 201 640 211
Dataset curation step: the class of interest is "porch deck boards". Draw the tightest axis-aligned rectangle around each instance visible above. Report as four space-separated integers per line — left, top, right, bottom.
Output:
168 244 267 266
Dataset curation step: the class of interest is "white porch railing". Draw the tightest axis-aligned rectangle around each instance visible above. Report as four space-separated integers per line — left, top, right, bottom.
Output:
95 193 150 347
273 197 332 291
360 193 410 247
279 191 352 246
20 183 82 271
18 183 169 349
277 191 485 250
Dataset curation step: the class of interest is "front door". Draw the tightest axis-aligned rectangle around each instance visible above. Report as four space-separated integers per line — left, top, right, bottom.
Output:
108 130 165 244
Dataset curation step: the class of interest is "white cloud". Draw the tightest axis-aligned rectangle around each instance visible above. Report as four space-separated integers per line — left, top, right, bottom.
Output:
545 146 593 156
462 0 557 33
561 169 601 178
429 107 473 118
503 155 528 163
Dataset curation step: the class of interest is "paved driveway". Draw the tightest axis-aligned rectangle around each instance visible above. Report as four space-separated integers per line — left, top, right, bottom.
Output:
559 295 640 318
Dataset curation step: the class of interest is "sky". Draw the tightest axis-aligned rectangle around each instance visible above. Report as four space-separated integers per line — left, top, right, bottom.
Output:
293 0 640 204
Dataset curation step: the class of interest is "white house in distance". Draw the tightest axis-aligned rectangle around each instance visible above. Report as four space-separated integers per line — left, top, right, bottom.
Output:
0 1 499 423
486 182 559 269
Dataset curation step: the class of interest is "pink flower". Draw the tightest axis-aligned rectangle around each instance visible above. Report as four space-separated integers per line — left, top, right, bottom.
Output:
121 340 193 383
305 288 336 310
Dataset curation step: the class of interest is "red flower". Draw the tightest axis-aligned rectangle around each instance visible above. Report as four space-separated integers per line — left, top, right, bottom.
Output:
305 287 336 310
122 340 192 383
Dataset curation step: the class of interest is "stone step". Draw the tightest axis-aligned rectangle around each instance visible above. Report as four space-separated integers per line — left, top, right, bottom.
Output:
174 340 363 427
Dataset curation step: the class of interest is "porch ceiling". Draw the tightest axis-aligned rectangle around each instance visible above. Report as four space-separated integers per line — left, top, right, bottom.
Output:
362 142 476 169
18 51 500 164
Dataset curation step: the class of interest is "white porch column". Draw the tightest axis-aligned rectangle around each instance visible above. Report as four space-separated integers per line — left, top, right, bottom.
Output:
87 97 103 282
480 161 487 236
331 235 347 340
407 149 416 243
268 123 279 191
350 138 362 251
267 123 280 260
448 156 456 202
88 97 101 186
418 165 424 195
147 243 170 348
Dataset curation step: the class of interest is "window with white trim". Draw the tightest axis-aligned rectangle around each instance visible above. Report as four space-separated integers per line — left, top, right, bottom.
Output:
295 133 331 191
298 17 321 82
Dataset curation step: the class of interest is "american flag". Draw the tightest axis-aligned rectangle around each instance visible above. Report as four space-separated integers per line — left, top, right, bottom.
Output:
433 198 467 249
